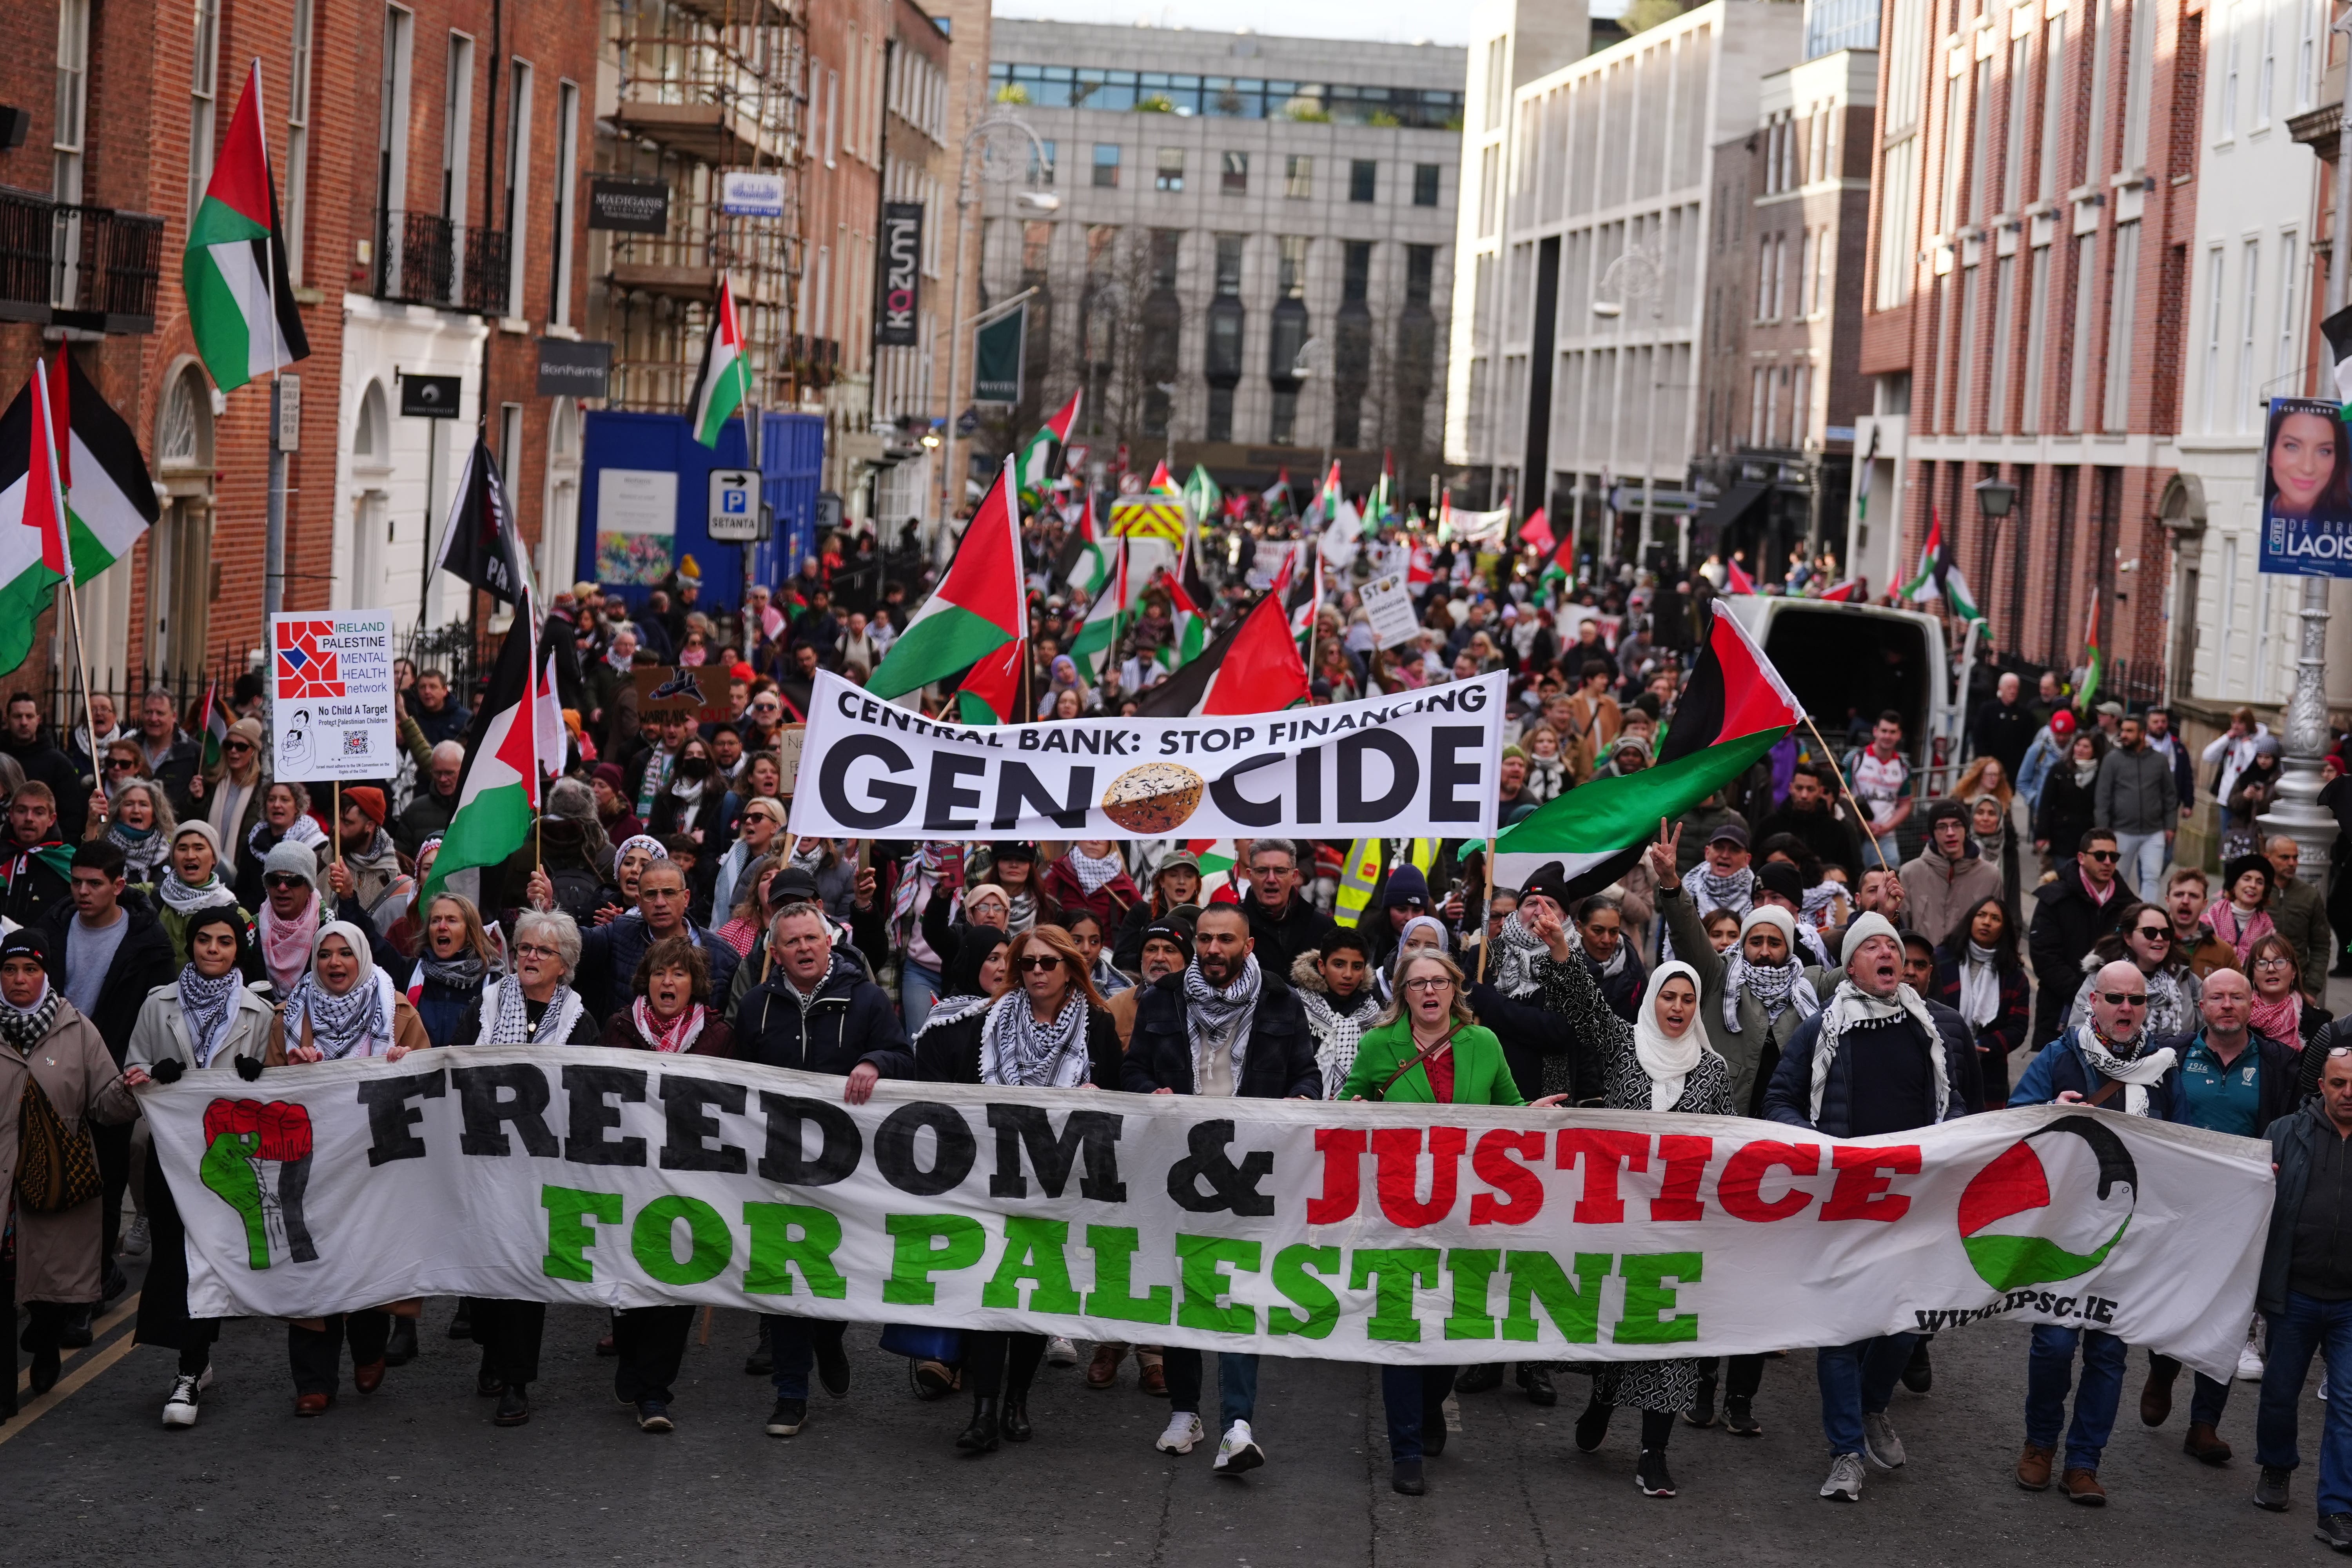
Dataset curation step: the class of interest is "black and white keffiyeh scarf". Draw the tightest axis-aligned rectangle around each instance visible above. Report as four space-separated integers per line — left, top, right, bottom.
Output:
1182 954 1263 1094
482 977 585 1045
1694 866 1756 919
1063 846 1127 895
287 971 392 1060
176 964 241 1066
1488 911 1550 1000
978 989 1094 1089
0 982 59 1054
1808 980 1945 1125
916 992 993 1035
2076 1025 2178 1118
1300 983 1374 1100
1722 955 1818 1032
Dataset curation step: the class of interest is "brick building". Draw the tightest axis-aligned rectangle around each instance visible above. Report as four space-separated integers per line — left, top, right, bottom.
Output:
2 0 594 704
1695 24 1879 578
1852 0 2200 686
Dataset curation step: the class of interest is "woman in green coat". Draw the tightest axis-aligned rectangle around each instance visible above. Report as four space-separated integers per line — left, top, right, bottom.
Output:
1343 949 1565 1497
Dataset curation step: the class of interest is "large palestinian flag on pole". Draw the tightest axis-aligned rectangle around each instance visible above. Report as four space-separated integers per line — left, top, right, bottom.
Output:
1131 593 1309 717
0 362 74 675
182 60 310 392
954 637 1027 725
1017 390 1082 508
48 352 159 586
867 456 1027 699
421 622 538 899
686 272 750 448
1496 606 1803 897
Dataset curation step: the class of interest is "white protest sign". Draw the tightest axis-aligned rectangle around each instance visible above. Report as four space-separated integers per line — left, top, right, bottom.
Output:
1358 569 1423 648
269 611 397 780
791 669 1507 842
147 1053 2271 1382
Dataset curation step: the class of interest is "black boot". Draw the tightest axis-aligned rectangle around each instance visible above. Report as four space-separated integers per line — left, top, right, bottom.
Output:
1574 1394 1612 1453
1455 1363 1504 1394
744 1319 773 1376
1901 1338 1933 1394
57 1307 94 1350
1684 1376 1717 1428
383 1317 419 1367
447 1305 473 1340
1001 1395 1034 1442
493 1384 531 1426
1519 1364 1557 1406
956 1396 1001 1452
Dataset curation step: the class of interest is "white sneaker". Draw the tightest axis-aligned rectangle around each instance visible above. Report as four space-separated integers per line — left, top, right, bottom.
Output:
1045 1335 1079 1367
1862 1411 1907 1469
2240 1343 2267 1382
162 1371 204 1428
2323 1375 2331 1402
120 1215 150 1257
1156 1411 1205 1454
1213 1418 1265 1475
1820 1451 1866 1501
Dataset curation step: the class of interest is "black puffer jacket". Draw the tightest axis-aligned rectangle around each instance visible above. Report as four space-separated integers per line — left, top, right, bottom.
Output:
38 888 178 1065
738 951 909 1075
1121 966 1319 1098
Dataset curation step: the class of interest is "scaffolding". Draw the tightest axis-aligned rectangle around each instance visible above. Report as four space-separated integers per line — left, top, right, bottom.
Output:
597 0 809 416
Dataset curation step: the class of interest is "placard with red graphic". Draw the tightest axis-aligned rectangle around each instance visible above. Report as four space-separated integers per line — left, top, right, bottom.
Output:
270 611 396 781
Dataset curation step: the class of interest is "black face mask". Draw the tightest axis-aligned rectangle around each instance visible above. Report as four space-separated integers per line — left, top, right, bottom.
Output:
675 758 711 781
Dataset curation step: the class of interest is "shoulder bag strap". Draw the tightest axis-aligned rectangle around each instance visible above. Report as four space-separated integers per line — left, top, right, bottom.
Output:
1377 1028 1456 1100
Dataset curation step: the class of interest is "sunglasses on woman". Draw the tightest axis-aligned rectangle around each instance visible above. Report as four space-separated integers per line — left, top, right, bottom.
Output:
2134 925 2171 942
1016 954 1064 973
104 757 139 771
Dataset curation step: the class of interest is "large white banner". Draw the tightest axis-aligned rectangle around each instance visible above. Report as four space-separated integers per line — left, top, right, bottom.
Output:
791 669 1508 843
146 1050 2272 1380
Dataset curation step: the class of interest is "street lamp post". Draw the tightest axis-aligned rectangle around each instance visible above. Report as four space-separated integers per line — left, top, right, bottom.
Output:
2257 4 2352 895
1593 243 1664 568
1290 336 1332 485
938 103 1057 543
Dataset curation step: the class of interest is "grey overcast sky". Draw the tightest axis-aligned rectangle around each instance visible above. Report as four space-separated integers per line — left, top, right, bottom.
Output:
990 0 1477 49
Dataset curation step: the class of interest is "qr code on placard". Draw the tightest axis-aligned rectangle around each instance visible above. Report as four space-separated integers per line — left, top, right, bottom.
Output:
342 731 370 756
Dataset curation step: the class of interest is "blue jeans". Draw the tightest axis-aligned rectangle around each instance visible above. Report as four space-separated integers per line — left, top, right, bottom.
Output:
900 959 942 1032
1817 1334 1916 1456
2150 1351 2234 1427
1164 1347 1259 1430
2113 831 2167 902
2026 1324 2127 1471
2258 1292 2352 1517
763 1314 846 1401
1380 1365 1457 1463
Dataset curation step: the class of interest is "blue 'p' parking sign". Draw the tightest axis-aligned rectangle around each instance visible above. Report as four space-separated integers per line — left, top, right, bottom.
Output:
708 469 761 541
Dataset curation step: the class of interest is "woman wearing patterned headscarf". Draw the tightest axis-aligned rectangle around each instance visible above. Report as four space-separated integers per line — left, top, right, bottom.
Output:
123 902 273 1427
270 922 428 1062
0 927 135 1411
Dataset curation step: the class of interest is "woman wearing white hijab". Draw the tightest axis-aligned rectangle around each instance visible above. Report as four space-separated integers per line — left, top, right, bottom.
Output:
1651 822 1819 1121
270 921 426 1062
1526 893 1731 1500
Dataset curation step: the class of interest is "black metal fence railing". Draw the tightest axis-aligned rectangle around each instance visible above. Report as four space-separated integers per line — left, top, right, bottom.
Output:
1987 649 2166 710
0 185 163 332
374 211 510 316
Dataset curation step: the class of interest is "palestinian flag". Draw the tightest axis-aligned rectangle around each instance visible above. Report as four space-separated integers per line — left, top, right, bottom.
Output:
1724 558 1757 594
1058 488 1109 597
1518 505 1555 555
1183 464 1222 523
1495 605 1803 898
1145 461 1181 497
1539 530 1576 596
1369 450 1397 524
422 619 539 899
1017 389 1082 507
1132 593 1310 717
1901 508 1980 621
955 637 1026 725
534 634 567 775
1316 461 1345 526
2078 599 2103 712
868 455 1027 699
0 362 73 675
1817 577 1861 603
198 681 228 773
1263 468 1294 521
1068 536 1136 673
181 60 310 392
46 353 158 586
1155 531 1213 671
686 272 750 448
2324 303 2352 403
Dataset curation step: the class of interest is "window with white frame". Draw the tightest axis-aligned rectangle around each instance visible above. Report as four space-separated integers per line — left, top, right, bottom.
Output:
189 0 221 225
504 58 533 317
2276 231 2303 394
287 0 315 284
2236 236 2261 430
550 80 578 325
2203 243 2226 430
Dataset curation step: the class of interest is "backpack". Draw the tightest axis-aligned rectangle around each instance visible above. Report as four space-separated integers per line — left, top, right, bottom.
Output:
544 863 606 927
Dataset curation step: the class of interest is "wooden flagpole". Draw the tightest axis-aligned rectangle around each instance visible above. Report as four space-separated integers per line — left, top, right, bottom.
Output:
1474 835 1497 982
1803 713 1894 871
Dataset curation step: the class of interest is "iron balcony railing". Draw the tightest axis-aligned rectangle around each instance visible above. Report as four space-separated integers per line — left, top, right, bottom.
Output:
0 186 163 333
373 210 511 315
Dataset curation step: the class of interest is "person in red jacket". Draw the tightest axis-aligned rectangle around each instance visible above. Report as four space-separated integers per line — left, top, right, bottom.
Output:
1040 840 1142 936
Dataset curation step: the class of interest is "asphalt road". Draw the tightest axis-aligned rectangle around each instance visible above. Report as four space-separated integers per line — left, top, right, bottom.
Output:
5 1269 2345 1568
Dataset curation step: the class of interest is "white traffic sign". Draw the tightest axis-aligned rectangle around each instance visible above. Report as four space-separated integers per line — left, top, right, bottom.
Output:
708 469 762 540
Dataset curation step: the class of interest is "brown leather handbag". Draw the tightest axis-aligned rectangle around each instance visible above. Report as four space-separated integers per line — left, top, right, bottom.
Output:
16 1074 101 1212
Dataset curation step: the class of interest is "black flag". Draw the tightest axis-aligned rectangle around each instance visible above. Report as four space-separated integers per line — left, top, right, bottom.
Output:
429 434 531 609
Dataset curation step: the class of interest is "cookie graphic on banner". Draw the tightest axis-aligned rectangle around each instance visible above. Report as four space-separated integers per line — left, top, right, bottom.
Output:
1100 762 1204 833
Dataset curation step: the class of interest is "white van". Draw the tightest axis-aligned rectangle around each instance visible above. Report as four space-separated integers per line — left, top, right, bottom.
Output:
1716 596 1979 816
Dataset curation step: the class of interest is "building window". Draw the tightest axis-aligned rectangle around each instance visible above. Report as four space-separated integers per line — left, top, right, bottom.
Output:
1349 159 1377 202
1342 241 1372 305
1221 151 1247 194
188 0 221 225
1214 234 1244 297
1151 229 1181 290
503 58 533 317
550 80 579 325
1285 155 1312 199
1270 385 1300 444
1093 143 1120 187
1413 163 1440 206
287 0 314 283
1156 148 1184 192
1405 244 1435 306
1207 385 1235 441
1277 236 1308 300
1022 220 1053 276
1207 306 1244 378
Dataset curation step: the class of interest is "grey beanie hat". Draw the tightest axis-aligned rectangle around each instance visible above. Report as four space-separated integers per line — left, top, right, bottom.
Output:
263 838 320 890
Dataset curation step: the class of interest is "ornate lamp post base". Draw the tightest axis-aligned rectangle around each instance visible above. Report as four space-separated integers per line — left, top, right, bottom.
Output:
2256 576 2338 896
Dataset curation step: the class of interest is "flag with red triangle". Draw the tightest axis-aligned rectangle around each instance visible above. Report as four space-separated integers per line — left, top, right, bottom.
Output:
0 359 74 675
181 60 310 391
1518 505 1555 555
422 616 539 898
869 456 1028 699
1131 593 1311 717
1817 577 1861 603
1725 558 1757 595
955 637 1027 726
1018 390 1082 507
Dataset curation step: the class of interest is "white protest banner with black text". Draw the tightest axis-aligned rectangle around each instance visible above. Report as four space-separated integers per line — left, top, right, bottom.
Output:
148 1051 2270 1381
790 669 1508 842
